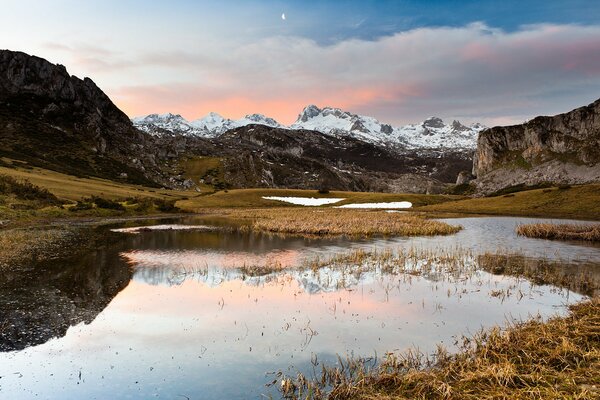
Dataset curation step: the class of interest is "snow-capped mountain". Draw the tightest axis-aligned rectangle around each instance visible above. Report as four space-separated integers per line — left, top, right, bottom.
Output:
132 112 282 138
132 106 486 150
291 105 486 150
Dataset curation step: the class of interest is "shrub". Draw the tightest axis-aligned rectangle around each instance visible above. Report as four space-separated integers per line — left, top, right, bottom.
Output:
89 196 125 211
133 197 155 212
444 183 476 195
155 199 180 212
70 201 94 212
0 174 61 205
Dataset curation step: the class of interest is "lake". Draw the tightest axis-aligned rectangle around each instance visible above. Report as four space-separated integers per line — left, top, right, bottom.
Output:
1 216 599 399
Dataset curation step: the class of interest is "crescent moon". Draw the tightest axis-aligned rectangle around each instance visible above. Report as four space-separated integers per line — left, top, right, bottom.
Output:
281 13 286 20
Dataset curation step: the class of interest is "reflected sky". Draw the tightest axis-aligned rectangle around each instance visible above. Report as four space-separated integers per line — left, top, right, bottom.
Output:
0 216 597 399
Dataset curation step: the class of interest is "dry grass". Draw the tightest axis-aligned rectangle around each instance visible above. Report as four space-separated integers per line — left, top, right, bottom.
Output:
177 188 461 210
420 184 600 220
280 298 600 400
517 223 600 242
275 248 600 399
230 208 461 237
0 164 195 201
0 227 84 270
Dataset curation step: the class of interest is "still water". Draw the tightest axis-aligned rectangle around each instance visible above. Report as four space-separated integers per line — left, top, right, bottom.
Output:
1 216 598 399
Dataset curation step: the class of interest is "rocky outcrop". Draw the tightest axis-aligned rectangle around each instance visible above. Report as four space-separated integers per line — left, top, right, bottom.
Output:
473 99 600 194
181 124 467 192
0 50 166 186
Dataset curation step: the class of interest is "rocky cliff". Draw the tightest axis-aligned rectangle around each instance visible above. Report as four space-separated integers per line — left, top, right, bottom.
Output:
164 124 465 193
0 50 163 186
473 99 600 193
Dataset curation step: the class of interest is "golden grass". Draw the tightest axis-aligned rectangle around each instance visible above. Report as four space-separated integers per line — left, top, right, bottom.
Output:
228 208 461 237
177 188 462 210
0 164 195 201
420 184 600 220
281 298 600 400
179 156 224 191
0 227 84 269
517 223 600 242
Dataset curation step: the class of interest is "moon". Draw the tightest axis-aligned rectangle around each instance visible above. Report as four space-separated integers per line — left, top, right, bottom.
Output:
281 13 286 21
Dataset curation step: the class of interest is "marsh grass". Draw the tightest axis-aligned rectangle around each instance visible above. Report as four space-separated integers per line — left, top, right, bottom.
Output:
0 226 86 270
279 298 600 399
232 208 461 238
273 247 600 399
478 253 600 296
516 223 600 242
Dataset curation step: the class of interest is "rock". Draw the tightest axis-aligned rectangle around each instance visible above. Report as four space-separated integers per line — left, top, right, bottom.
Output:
456 170 475 185
0 50 167 187
473 98 600 194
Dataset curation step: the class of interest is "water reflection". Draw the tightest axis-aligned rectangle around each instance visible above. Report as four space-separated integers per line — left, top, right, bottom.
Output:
0 241 132 351
0 216 598 399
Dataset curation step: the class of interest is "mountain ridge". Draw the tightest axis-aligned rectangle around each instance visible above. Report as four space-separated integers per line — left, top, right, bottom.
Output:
132 105 486 151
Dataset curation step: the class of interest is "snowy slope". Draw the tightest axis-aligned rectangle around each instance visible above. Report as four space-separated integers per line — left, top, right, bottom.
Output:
132 105 486 150
133 112 282 138
291 105 486 150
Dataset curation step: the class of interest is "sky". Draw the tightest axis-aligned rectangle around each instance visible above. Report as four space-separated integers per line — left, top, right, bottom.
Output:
1 0 600 126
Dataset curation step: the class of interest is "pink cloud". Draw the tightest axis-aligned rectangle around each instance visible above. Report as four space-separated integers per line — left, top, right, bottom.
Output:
94 23 600 125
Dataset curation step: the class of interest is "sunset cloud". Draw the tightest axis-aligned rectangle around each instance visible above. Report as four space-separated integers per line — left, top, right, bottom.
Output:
2 0 599 126
104 23 600 126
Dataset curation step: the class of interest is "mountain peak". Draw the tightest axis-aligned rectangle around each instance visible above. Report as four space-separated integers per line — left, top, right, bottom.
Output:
297 104 323 122
422 117 445 129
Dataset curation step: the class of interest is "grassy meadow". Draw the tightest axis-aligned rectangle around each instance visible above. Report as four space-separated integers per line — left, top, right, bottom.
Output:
422 184 600 220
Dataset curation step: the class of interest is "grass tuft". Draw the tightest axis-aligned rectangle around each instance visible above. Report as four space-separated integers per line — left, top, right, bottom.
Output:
516 223 600 242
231 208 461 238
280 298 600 399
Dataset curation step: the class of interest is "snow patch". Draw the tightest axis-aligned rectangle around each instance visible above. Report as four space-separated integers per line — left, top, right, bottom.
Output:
111 224 217 234
262 196 344 206
336 202 413 209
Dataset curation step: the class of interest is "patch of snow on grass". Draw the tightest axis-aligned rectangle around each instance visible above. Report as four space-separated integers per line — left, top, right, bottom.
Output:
337 201 413 209
262 196 344 206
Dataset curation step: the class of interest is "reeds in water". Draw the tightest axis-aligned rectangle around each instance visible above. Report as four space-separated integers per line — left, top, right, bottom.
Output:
278 298 600 399
232 208 461 238
516 223 600 242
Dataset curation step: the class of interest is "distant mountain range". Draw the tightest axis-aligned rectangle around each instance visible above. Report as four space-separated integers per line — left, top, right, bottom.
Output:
2 49 597 195
132 105 487 151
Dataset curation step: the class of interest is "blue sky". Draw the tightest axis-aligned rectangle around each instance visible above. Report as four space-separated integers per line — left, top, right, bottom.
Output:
1 0 599 125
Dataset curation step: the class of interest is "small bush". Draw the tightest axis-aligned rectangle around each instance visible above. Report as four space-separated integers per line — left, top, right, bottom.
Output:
89 196 125 211
155 199 180 213
133 197 155 212
0 174 61 205
70 201 94 212
444 183 476 195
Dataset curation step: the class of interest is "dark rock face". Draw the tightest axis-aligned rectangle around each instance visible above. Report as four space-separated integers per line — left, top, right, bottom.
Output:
172 124 464 192
473 99 600 193
0 50 163 186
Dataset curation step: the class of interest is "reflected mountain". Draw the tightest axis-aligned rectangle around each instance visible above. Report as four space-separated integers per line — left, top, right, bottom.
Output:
125 248 600 297
0 243 133 352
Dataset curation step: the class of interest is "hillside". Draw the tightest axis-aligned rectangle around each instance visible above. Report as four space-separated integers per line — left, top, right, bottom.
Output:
0 50 165 186
473 98 600 194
